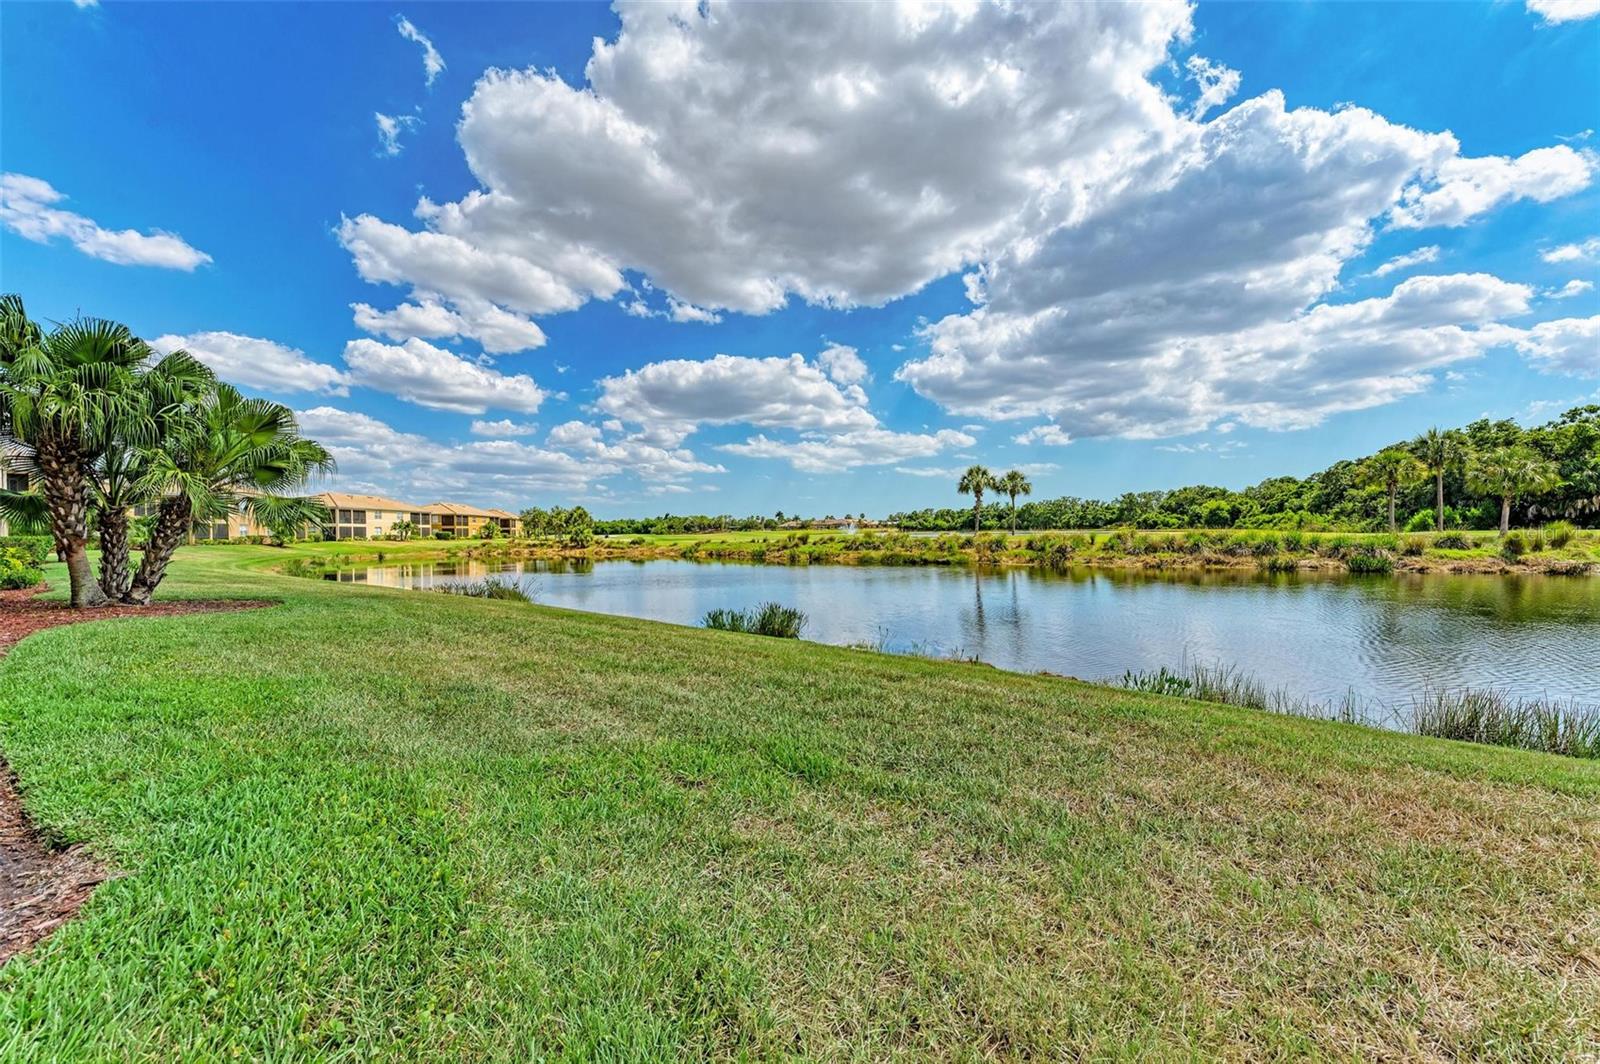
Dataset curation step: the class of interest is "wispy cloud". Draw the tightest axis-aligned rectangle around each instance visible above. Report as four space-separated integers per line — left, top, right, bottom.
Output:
395 15 444 86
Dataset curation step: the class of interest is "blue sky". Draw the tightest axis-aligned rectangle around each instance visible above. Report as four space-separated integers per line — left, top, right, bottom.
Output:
3 0 1597 517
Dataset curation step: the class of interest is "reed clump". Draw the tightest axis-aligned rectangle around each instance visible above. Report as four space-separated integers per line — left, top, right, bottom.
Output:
703 602 808 638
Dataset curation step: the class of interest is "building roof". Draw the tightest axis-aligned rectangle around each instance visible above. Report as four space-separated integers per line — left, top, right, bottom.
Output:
316 491 422 512
426 501 514 519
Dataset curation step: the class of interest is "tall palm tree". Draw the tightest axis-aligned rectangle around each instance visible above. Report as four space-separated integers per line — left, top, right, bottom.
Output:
1467 446 1563 534
957 464 996 534
1358 447 1424 533
997 469 1032 534
1412 427 1465 532
127 383 334 604
0 299 151 607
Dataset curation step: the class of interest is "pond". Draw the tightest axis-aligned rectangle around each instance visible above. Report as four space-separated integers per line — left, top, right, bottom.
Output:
323 559 1599 716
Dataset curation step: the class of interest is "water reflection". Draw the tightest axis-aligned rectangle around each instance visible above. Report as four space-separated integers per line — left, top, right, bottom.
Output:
326 558 1599 714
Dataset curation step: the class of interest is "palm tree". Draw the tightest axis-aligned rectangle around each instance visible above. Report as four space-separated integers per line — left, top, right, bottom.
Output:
997 469 1032 534
1467 446 1563 534
0 300 152 607
1411 427 1465 532
88 349 215 599
1357 447 1424 533
957 464 996 534
127 383 334 604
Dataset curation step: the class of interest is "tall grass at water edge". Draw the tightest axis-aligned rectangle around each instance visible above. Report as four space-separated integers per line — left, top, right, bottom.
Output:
1118 662 1599 759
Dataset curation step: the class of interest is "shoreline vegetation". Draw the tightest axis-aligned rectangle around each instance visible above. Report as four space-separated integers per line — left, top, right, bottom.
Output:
2 547 1597 1057
265 525 1600 578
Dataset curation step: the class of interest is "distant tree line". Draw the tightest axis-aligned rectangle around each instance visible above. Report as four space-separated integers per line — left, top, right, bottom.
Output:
889 408 1599 533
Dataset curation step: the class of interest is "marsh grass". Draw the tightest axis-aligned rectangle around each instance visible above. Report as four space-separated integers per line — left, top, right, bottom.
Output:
430 578 534 603
1409 688 1600 759
703 602 808 638
1119 662 1599 758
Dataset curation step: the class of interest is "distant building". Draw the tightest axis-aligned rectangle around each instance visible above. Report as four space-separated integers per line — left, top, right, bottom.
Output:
0 452 30 537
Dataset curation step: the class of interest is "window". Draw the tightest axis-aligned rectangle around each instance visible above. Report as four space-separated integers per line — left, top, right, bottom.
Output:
3 471 29 492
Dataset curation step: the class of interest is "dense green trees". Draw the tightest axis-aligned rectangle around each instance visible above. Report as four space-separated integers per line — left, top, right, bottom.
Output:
889 408 1596 533
0 295 333 608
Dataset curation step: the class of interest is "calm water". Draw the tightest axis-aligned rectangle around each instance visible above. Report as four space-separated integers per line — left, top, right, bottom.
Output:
326 559 1600 714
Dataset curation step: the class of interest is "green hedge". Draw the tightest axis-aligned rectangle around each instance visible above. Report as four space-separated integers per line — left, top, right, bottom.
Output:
0 535 51 566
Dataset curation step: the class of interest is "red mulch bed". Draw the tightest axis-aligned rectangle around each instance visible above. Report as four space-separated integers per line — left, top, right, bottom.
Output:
0 583 269 964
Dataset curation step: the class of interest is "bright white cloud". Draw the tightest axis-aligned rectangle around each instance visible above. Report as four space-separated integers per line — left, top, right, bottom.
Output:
1550 279 1595 299
722 427 975 474
596 351 877 440
897 84 1568 438
469 418 538 437
1391 146 1596 229
1371 245 1440 277
395 15 444 86
1 172 211 270
1508 315 1600 376
1013 424 1073 446
1526 0 1600 23
151 332 349 395
351 296 545 353
342 337 546 414
1542 236 1600 263
375 112 420 156
817 343 870 385
1185 56 1240 119
546 419 725 481
343 1 1192 327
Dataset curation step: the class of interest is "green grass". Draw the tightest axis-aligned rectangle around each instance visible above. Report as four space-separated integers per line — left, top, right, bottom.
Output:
1 546 1597 1059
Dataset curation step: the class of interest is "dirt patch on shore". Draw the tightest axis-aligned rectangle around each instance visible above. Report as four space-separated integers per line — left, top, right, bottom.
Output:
0 585 269 964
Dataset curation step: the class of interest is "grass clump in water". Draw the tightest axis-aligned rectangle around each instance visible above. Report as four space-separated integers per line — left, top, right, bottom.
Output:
430 579 533 603
1409 688 1600 759
703 601 807 638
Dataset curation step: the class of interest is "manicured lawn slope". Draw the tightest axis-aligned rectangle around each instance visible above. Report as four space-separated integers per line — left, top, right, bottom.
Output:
1 548 1596 1059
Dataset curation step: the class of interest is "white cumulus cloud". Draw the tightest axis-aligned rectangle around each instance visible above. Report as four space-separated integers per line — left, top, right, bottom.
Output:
1542 236 1600 263
722 427 975 474
2 172 211 271
342 337 546 414
151 332 349 395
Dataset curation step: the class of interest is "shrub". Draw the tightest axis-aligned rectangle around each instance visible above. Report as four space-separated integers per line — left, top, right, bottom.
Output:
1399 535 1427 556
1434 532 1471 550
433 531 454 540
1 547 44 590
1344 550 1393 575
1499 531 1527 561
703 602 807 638
1545 521 1576 549
1525 528 1547 553
1257 555 1298 573
0 535 51 566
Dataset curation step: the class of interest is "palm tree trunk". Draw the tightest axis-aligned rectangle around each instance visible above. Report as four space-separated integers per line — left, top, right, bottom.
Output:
1435 470 1445 532
973 492 982 535
36 437 108 608
1500 496 1511 535
126 496 190 605
1388 485 1397 533
97 506 132 601
1009 495 1017 535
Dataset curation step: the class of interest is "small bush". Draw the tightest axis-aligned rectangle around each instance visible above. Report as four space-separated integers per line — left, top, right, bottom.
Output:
433 531 454 540
1399 534 1427 556
1434 532 1471 550
1545 521 1576 549
703 602 807 638
1 547 44 590
1499 531 1527 560
1525 528 1547 553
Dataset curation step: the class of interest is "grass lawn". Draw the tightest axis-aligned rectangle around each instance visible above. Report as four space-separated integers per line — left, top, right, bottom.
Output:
1 546 1596 1059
